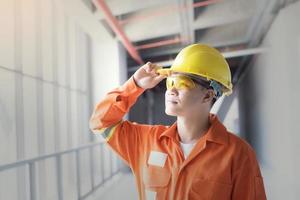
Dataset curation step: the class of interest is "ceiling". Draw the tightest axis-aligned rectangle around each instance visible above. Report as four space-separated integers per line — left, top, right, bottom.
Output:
85 0 297 88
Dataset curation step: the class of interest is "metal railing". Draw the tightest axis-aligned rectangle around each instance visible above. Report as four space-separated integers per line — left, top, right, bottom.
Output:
0 142 122 200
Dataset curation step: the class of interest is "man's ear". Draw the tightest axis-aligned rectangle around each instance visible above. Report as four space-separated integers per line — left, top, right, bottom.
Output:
202 89 215 103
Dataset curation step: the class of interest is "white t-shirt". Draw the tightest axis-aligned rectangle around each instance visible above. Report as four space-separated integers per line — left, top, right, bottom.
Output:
180 141 197 159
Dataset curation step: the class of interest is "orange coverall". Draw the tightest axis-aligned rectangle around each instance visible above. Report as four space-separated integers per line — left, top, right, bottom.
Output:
90 77 267 200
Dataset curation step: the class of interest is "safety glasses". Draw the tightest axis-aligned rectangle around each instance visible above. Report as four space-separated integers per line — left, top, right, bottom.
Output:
166 74 223 98
166 75 197 90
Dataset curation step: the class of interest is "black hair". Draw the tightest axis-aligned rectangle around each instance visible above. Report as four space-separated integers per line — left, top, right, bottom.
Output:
187 74 218 107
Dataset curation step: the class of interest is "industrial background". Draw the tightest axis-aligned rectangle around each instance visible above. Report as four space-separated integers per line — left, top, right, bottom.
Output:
0 0 300 199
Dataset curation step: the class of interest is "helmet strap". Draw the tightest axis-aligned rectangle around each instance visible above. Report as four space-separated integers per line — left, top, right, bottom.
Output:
209 80 223 98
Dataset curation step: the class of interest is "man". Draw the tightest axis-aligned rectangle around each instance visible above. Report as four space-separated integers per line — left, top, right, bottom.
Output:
90 44 267 200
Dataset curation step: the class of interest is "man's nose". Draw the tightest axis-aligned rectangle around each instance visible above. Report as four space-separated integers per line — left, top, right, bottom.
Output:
167 87 178 95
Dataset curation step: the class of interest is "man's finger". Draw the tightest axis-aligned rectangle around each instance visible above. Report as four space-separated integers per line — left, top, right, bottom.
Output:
148 64 162 74
145 62 154 73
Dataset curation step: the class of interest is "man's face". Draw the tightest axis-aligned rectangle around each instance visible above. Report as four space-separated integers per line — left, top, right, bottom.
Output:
165 74 208 117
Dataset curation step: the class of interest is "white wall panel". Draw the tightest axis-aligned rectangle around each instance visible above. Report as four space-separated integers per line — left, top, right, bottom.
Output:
70 91 79 147
66 90 72 148
77 93 85 145
103 145 112 180
43 83 56 154
0 0 15 69
79 149 92 196
81 95 90 143
92 146 103 185
91 41 120 104
0 169 18 200
112 152 118 174
44 158 58 200
0 0 118 199
0 69 16 164
62 154 77 200
23 77 38 158
69 19 78 90
58 88 68 150
41 0 54 82
77 94 91 144
21 0 37 76
0 69 18 200
77 30 88 92
56 5 67 86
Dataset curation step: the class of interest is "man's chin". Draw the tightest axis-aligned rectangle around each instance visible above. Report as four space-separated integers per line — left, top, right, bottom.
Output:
165 109 178 116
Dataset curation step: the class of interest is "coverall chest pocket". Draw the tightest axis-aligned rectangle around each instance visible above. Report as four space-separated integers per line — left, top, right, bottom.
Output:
143 165 171 188
143 165 171 200
189 178 232 200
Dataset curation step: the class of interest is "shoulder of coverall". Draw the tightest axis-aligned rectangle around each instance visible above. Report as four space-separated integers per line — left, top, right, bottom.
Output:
225 128 263 177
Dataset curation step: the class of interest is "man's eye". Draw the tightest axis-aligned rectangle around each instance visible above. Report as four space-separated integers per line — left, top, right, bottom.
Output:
171 80 175 86
178 82 189 88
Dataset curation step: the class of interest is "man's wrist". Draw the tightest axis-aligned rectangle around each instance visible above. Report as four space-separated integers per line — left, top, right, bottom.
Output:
132 75 143 89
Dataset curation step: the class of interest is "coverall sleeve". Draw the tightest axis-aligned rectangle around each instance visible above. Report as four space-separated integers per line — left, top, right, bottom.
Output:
231 147 267 200
89 77 153 168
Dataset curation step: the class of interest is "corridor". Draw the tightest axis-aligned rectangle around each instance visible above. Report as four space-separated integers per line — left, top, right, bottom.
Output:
1 0 300 199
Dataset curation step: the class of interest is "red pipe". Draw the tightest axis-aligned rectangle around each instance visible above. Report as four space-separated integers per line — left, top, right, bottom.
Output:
93 0 144 64
193 0 221 8
135 37 182 50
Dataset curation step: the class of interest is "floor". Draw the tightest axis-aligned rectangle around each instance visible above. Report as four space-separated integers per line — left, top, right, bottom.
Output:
90 172 139 200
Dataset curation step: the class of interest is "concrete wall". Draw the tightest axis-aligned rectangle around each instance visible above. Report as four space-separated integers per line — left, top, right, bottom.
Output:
237 1 300 199
0 0 121 199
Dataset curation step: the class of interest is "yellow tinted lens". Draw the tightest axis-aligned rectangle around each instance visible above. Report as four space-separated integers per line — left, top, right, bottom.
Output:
166 76 195 90
166 78 172 89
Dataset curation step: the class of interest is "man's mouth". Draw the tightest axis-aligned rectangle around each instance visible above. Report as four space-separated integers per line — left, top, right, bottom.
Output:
167 100 178 104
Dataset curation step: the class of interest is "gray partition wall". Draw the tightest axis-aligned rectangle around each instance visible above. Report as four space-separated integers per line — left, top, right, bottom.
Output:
236 2 300 199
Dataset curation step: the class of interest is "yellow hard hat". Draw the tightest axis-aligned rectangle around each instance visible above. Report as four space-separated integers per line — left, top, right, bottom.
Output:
157 44 232 95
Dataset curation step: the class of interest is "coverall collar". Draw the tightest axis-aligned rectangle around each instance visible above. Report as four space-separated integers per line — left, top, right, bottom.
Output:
159 114 229 145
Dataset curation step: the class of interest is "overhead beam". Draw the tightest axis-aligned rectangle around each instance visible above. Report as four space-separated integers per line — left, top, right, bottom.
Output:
138 37 250 59
222 47 268 58
94 0 175 20
119 0 221 25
